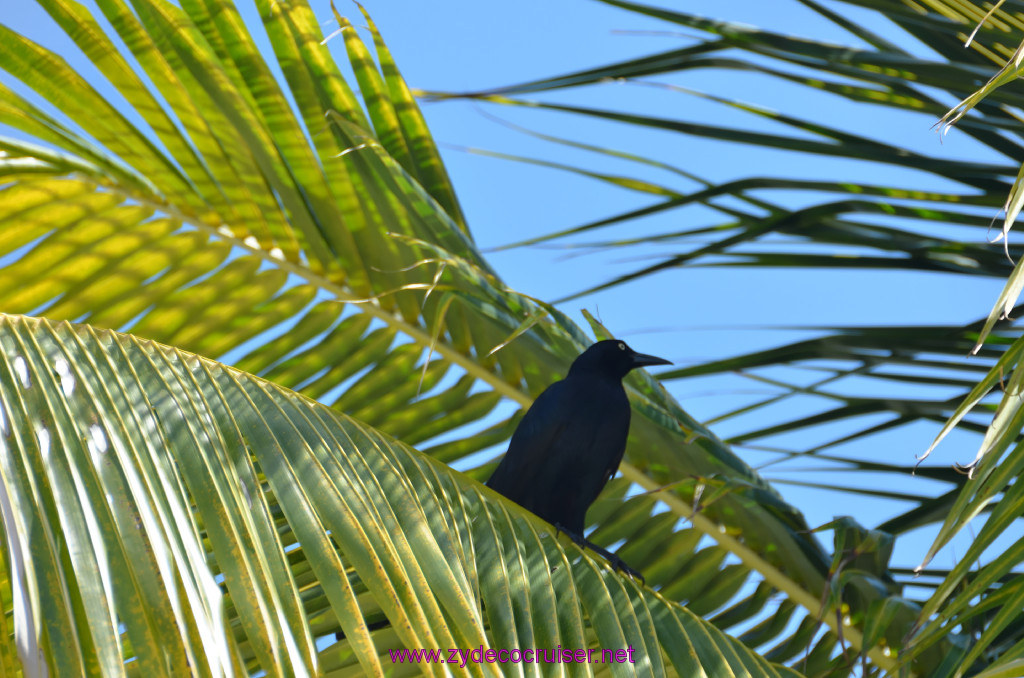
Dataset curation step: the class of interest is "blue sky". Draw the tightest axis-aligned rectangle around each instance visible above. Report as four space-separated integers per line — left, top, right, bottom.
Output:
1 0 1014 583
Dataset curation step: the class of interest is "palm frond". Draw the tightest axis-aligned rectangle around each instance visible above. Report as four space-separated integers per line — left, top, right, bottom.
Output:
0 0 903 675
421 0 1024 672
0 313 816 676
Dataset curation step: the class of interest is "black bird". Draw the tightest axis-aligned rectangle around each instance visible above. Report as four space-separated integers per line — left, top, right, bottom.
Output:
486 339 671 581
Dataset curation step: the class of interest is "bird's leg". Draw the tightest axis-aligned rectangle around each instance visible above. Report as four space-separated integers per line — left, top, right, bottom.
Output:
580 539 645 585
553 523 645 585
552 522 585 547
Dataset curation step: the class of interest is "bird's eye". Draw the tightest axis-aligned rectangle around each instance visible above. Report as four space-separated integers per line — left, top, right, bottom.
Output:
617 342 626 351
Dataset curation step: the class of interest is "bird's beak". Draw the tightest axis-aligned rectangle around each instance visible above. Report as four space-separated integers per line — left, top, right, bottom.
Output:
630 351 672 368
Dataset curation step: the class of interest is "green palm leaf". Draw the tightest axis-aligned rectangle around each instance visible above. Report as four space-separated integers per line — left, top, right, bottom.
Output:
419 0 1024 673
0 0 905 675
0 313 812 676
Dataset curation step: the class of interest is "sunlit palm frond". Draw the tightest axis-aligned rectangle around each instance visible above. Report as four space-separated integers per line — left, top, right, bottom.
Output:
0 0 886 675
0 313 815 676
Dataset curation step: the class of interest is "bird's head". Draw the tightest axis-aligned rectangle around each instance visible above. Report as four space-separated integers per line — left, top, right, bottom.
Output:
568 339 672 380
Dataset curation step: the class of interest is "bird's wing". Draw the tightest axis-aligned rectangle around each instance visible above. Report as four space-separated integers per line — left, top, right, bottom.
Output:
601 407 631 483
487 378 630 533
486 380 570 500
